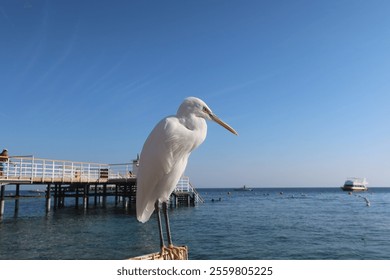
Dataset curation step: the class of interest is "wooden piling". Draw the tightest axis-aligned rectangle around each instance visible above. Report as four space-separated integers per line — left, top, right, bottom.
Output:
102 184 107 207
0 184 5 218
94 184 98 206
59 186 64 208
54 184 58 210
115 185 118 206
14 184 20 215
86 184 90 208
83 185 88 209
75 185 79 209
123 185 127 208
45 184 51 212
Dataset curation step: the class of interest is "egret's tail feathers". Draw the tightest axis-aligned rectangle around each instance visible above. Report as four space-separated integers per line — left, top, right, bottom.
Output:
136 201 155 223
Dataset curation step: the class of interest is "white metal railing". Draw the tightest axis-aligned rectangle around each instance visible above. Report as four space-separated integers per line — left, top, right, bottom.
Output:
175 176 191 192
175 176 204 203
0 156 135 183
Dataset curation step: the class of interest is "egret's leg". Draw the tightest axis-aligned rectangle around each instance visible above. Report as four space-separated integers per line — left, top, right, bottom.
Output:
162 202 173 246
155 201 164 249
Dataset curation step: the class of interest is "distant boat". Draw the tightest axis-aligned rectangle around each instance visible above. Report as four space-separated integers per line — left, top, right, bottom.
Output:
234 185 253 191
341 178 368 192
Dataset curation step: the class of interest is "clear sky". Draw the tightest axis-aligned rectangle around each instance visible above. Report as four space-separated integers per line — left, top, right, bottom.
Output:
1 0 389 187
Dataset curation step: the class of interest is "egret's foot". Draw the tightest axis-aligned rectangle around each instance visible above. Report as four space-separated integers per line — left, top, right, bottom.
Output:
160 245 188 260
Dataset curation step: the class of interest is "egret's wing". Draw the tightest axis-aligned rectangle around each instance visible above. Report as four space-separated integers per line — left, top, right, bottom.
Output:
136 117 193 223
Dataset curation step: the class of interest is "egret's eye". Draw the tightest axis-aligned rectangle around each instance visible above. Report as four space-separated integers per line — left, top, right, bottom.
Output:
202 107 211 114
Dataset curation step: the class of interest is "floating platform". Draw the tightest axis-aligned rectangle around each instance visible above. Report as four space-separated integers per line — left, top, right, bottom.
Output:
129 246 188 260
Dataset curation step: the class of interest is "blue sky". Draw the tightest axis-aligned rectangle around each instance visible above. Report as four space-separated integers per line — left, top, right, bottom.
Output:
1 0 389 187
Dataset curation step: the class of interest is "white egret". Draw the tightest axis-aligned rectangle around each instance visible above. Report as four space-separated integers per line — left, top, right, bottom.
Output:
136 97 237 249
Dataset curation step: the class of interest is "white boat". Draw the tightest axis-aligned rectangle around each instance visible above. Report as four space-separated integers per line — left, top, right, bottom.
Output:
341 178 368 192
234 185 253 191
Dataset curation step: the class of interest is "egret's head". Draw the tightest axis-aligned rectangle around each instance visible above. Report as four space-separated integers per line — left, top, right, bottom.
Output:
178 97 238 135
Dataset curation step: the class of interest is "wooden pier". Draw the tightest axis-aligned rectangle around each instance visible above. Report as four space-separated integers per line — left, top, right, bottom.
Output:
0 155 203 218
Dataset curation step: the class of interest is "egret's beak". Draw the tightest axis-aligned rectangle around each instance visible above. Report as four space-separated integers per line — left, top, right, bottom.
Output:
210 114 238 136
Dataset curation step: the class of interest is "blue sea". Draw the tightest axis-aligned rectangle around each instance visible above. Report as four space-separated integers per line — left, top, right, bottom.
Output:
1 187 390 260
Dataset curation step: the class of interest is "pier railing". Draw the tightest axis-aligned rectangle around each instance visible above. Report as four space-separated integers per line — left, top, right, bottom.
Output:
175 176 204 203
175 176 191 192
0 156 134 184
0 156 203 204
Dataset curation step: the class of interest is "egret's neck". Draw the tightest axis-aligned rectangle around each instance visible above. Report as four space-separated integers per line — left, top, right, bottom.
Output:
177 113 207 147
177 112 204 130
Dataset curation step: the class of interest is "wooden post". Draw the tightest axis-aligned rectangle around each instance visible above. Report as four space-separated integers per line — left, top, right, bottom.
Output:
94 184 98 206
0 184 5 218
14 184 20 215
115 185 118 206
123 185 128 208
75 185 79 209
59 185 64 208
86 184 90 208
102 184 107 207
61 187 65 207
54 184 58 210
125 196 129 209
83 185 88 209
131 184 137 206
45 184 51 212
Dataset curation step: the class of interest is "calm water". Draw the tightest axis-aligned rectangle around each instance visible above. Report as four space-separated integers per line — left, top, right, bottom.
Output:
1 188 390 260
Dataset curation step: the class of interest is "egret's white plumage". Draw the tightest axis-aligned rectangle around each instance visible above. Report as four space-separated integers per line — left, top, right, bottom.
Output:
136 97 237 223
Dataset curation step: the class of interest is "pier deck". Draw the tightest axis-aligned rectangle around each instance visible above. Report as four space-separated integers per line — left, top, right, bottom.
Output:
0 156 203 218
0 155 135 184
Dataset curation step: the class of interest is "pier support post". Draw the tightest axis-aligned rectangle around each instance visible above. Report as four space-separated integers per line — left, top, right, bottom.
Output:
83 185 88 209
123 186 126 205
94 184 98 206
0 184 5 218
75 185 79 209
45 184 51 212
14 184 20 215
53 184 58 210
87 184 90 208
124 197 129 209
115 185 118 206
61 187 65 207
102 184 107 207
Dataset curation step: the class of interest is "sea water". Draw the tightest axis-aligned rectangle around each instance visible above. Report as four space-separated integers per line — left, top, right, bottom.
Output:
1 188 390 260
